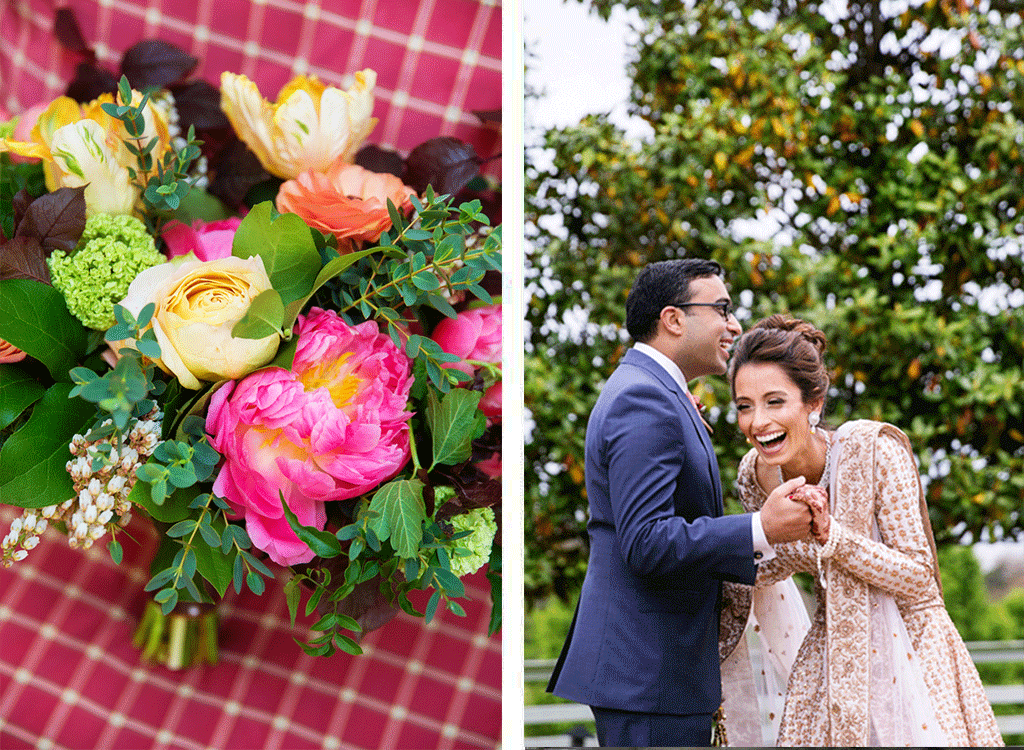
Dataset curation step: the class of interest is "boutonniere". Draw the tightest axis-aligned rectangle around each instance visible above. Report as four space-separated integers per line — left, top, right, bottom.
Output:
687 391 714 435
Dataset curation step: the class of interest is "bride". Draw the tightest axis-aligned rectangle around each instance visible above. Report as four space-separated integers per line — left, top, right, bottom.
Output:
717 314 1003 746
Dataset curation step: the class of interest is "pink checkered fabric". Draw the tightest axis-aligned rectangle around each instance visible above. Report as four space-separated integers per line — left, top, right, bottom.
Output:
0 0 501 160
0 505 500 749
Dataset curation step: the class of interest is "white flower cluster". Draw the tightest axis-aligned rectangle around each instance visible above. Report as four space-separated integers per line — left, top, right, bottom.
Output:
0 512 47 567
1 410 163 567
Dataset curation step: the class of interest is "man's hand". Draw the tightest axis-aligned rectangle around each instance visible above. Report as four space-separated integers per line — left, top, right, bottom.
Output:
760 476 814 544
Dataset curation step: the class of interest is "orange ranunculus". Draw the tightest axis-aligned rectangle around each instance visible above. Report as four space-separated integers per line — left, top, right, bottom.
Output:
276 161 416 251
0 339 27 364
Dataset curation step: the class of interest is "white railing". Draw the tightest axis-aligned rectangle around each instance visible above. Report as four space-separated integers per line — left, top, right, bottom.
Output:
525 640 1024 747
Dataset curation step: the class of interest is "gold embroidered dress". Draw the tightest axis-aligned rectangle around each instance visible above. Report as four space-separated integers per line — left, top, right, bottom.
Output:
719 420 1003 746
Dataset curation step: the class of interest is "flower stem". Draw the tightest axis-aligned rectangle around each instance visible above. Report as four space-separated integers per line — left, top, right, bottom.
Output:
133 600 219 669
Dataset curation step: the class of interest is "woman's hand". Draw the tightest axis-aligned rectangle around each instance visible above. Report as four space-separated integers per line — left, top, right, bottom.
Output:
789 484 830 543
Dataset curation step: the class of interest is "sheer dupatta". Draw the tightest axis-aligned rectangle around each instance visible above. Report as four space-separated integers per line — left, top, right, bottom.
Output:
719 579 810 745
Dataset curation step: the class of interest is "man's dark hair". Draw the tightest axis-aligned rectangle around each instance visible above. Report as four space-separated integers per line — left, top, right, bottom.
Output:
625 258 724 343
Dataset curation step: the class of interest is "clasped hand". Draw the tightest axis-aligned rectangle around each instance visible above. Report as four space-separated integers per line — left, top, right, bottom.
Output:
760 476 831 544
789 483 830 543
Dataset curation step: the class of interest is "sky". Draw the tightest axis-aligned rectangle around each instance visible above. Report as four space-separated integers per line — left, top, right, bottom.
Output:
522 0 643 138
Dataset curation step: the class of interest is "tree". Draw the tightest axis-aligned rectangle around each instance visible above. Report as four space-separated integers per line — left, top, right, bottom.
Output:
525 0 1024 604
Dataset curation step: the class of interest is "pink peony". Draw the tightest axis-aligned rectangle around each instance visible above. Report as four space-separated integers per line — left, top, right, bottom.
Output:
162 217 243 261
432 303 502 420
206 308 414 566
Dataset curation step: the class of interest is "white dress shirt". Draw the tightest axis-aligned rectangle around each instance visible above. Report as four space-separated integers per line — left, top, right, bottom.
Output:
632 343 775 563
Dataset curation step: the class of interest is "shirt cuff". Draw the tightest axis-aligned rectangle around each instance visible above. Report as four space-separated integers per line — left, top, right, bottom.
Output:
751 511 776 563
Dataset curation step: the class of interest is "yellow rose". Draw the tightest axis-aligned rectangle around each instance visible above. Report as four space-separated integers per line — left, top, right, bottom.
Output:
119 256 280 389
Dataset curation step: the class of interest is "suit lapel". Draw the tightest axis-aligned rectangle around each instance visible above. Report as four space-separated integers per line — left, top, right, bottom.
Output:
623 350 724 514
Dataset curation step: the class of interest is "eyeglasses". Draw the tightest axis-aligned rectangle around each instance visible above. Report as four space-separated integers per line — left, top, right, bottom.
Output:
670 301 735 320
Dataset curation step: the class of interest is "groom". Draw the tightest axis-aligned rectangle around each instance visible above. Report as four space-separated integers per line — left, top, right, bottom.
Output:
547 258 813 747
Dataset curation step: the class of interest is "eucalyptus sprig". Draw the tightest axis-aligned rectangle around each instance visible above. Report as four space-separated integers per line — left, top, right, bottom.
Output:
100 75 204 235
141 490 274 615
69 302 164 444
333 191 501 328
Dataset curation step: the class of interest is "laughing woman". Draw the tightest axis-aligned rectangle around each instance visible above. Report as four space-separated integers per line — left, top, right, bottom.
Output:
716 314 1003 747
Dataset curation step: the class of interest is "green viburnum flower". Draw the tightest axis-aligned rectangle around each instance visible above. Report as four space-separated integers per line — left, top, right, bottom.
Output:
48 213 164 330
446 506 497 577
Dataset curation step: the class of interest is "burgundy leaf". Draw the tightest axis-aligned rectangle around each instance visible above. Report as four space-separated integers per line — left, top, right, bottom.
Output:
207 141 272 208
355 144 406 178
403 137 482 197
54 7 92 55
15 187 87 255
65 62 118 102
120 40 198 90
472 108 501 125
169 80 229 130
11 189 33 234
0 236 51 284
335 577 400 635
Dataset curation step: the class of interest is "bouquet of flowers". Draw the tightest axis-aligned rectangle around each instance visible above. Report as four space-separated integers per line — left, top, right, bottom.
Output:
0 37 501 670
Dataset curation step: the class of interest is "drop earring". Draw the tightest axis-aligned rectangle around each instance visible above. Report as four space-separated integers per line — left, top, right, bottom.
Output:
809 412 820 428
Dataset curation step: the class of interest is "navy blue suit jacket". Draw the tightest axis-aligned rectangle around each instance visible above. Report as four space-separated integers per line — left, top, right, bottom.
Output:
548 348 757 715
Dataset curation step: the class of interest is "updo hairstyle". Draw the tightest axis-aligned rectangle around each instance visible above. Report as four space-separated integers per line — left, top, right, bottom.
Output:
728 314 830 411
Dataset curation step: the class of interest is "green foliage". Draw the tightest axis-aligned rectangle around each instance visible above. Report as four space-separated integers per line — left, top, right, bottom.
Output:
0 279 89 381
938 546 1024 690
70 303 163 434
526 0 1024 602
102 75 203 235
0 382 96 508
427 389 487 469
0 155 47 240
280 486 476 657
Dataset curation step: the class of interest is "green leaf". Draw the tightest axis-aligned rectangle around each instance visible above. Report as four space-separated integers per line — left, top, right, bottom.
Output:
232 553 244 594
0 365 46 430
145 569 175 591
434 566 465 597
333 634 363 655
424 589 441 624
427 388 484 469
246 570 265 595
166 519 197 538
305 582 325 616
197 520 221 547
128 472 196 523
231 288 285 339
108 540 124 565
279 248 378 333
0 279 89 381
194 522 233 597
284 577 301 627
279 492 343 558
0 383 96 508
486 544 501 635
168 463 198 489
231 201 321 306
367 479 427 559
386 199 405 234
